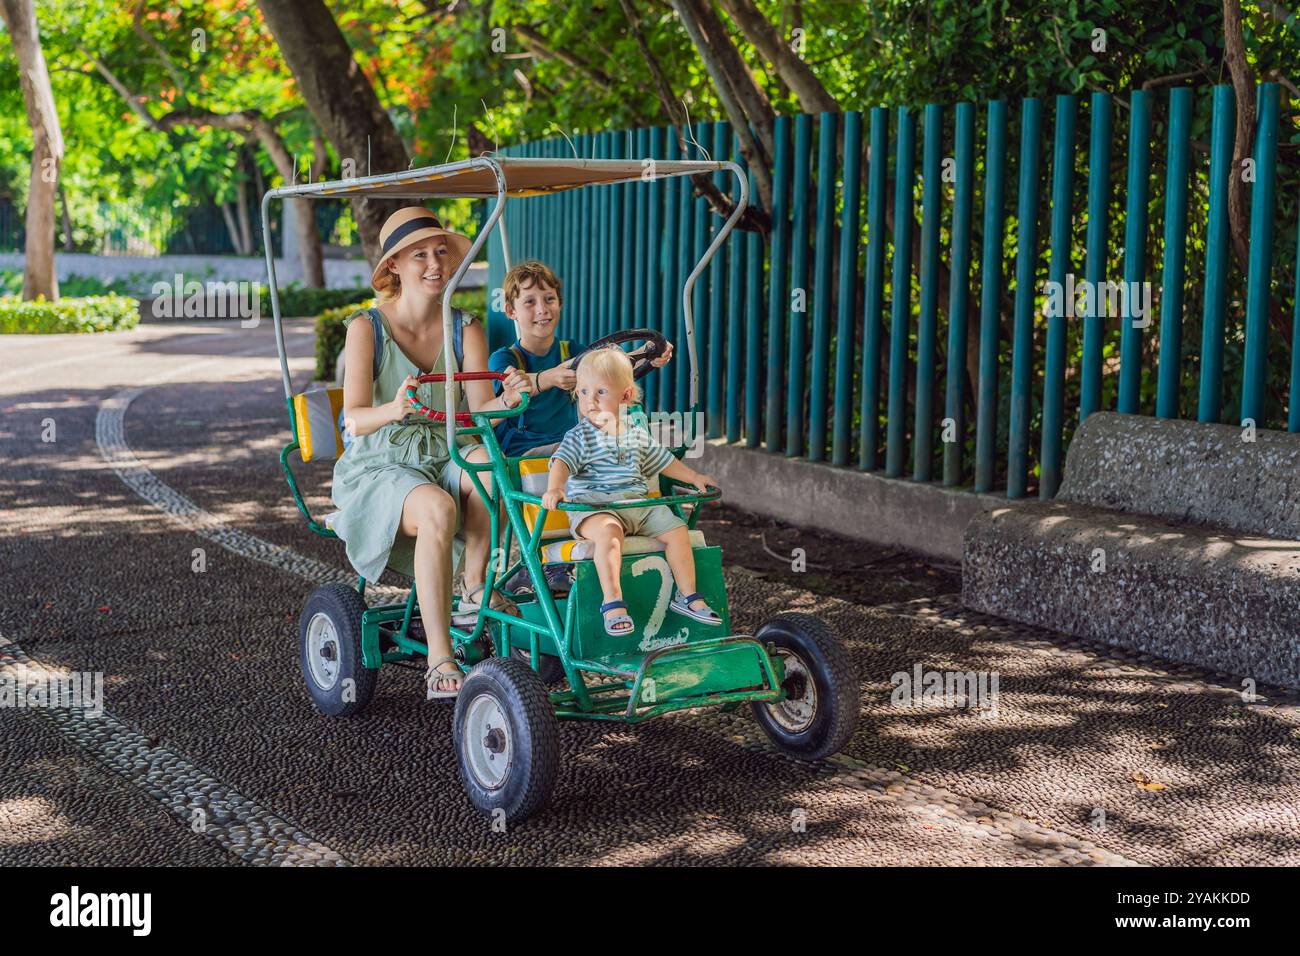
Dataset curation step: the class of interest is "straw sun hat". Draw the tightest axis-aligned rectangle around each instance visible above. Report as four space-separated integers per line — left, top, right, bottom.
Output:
370 206 474 292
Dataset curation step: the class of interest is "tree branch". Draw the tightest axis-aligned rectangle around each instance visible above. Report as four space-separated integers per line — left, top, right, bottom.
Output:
132 1 191 110
513 23 614 91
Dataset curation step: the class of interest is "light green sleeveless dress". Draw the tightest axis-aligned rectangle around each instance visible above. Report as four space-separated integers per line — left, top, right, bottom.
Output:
330 307 483 583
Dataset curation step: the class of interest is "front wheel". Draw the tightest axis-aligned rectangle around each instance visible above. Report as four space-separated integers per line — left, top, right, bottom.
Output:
453 657 560 823
299 583 376 717
750 613 859 760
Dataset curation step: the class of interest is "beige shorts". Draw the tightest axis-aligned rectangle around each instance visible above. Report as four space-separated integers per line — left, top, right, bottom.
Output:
567 491 686 540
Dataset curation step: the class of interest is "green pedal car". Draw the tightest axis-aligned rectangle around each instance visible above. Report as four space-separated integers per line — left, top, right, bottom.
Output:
265 156 860 823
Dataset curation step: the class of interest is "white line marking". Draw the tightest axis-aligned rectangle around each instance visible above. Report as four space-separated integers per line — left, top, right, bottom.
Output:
0 330 373 867
0 631 352 866
0 343 115 384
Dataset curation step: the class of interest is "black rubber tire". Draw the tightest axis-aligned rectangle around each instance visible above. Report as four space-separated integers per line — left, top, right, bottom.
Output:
509 645 567 685
299 583 377 717
749 613 859 760
453 657 560 823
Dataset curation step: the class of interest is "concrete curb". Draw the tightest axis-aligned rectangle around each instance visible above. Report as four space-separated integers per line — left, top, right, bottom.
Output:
701 438 1009 562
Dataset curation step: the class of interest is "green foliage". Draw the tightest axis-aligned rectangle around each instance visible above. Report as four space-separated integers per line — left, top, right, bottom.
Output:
0 294 140 334
315 298 376 382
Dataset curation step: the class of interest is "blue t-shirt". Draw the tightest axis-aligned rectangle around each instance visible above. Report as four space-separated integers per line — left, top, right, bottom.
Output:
489 338 585 457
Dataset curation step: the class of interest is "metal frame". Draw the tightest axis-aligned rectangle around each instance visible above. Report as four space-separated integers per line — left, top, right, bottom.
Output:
265 154 770 721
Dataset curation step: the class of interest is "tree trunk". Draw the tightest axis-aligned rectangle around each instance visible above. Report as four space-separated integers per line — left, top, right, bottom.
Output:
717 0 838 114
684 0 775 164
291 197 325 286
235 152 254 256
220 202 242 255
1222 0 1254 270
2 0 63 300
58 177 73 251
257 0 410 266
671 0 774 213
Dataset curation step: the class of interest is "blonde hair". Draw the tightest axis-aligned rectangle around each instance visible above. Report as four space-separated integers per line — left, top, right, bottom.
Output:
576 346 642 405
374 256 402 301
503 260 563 310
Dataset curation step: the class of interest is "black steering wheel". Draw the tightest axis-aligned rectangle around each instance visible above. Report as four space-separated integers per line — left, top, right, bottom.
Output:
565 328 668 380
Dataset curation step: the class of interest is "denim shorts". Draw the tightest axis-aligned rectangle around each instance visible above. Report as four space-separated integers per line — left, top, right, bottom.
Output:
567 490 686 539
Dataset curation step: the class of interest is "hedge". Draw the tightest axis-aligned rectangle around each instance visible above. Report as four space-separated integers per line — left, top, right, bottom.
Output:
259 284 374 318
313 287 489 382
0 294 141 334
315 298 376 381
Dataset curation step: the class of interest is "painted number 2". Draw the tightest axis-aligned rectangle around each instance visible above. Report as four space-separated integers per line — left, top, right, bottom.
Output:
630 555 680 650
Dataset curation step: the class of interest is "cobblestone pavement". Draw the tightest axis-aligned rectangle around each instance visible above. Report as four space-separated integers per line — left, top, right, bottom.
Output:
2 322 1297 866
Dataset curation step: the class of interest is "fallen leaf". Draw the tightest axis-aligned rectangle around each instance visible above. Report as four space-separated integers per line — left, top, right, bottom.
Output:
1132 770 1167 791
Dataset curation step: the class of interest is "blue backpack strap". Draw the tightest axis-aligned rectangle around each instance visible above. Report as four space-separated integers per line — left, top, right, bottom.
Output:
367 307 384 382
451 307 465 372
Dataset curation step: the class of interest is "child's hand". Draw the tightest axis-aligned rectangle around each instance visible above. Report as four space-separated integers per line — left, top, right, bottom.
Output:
391 374 418 420
545 363 578 392
500 366 532 408
541 488 566 510
687 471 715 493
649 340 674 368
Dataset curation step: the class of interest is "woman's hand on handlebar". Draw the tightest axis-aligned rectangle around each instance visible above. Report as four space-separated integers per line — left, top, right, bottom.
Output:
390 374 418 421
500 366 532 408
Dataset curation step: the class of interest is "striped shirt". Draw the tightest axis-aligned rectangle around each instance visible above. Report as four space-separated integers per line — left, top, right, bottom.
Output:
550 414 675 499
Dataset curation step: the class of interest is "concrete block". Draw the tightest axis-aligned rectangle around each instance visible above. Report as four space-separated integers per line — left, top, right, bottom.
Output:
1060 412 1300 539
963 413 1300 688
964 501 1300 687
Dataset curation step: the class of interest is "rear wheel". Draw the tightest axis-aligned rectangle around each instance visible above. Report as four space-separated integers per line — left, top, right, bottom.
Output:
750 613 858 760
300 584 376 717
453 657 559 823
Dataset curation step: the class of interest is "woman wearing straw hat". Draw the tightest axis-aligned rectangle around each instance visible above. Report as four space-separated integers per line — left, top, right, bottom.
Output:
331 206 531 699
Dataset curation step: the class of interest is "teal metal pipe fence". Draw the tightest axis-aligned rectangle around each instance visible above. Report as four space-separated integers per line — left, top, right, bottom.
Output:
487 84 1300 499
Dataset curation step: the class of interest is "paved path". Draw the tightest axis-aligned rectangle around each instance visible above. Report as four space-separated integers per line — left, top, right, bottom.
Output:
2 322 1297 866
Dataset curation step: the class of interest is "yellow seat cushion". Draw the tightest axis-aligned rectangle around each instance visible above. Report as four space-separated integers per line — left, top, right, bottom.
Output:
517 456 664 541
292 386 345 462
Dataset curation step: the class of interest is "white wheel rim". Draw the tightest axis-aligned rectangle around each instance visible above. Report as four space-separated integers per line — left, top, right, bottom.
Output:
464 693 512 791
768 648 817 733
306 612 341 691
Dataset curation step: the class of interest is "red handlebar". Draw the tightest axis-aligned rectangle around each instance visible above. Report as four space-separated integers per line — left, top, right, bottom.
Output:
405 371 506 425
